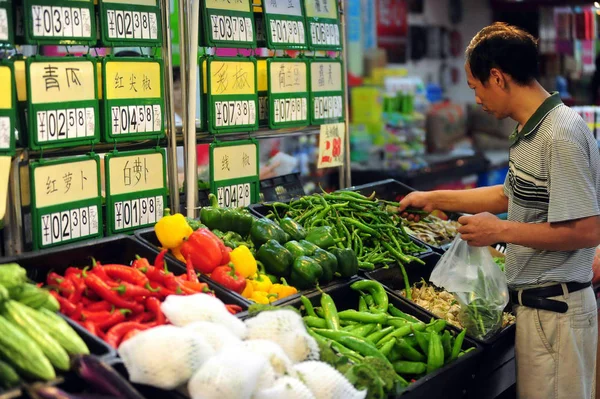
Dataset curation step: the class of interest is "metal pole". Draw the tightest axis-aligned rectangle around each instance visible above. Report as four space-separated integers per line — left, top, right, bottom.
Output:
160 0 180 213
187 0 199 215
339 0 352 189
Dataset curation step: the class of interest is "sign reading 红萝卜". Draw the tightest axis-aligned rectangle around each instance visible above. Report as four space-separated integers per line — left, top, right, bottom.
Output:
101 57 164 142
30 154 102 250
0 60 16 155
26 56 99 150
205 57 258 133
267 58 309 129
21 0 95 45
309 58 345 124
303 0 341 51
261 0 306 50
201 0 256 48
209 139 259 208
98 0 161 47
105 148 166 235
0 0 14 47
317 122 345 169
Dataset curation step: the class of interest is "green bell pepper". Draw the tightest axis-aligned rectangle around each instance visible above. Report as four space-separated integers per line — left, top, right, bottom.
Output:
298 240 320 256
306 226 341 249
185 217 205 231
256 239 293 277
311 248 338 284
250 218 288 247
199 194 222 230
218 208 254 237
284 241 307 259
289 256 323 289
329 247 359 278
237 209 254 237
278 217 307 241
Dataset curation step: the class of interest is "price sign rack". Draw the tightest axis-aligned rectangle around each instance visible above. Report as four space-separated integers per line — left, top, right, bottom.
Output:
205 56 258 134
200 0 256 48
0 156 10 229
25 56 99 150
209 139 259 208
30 154 102 250
303 0 341 51
98 0 161 47
0 0 13 47
0 60 16 155
101 57 164 143
267 57 309 129
261 0 307 50
105 148 167 235
309 58 345 124
20 0 96 45
256 58 269 128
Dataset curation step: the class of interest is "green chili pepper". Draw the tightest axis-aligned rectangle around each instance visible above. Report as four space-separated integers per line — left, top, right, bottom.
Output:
350 280 388 312
300 295 316 317
338 310 388 324
366 326 394 344
427 331 445 374
393 360 427 376
441 330 453 361
349 323 377 338
413 329 430 354
313 329 390 364
396 338 426 362
458 347 476 357
378 322 426 346
450 329 466 361
426 319 447 334
303 316 327 329
362 294 375 309
388 304 420 323
358 296 367 312
320 292 340 331
379 339 395 358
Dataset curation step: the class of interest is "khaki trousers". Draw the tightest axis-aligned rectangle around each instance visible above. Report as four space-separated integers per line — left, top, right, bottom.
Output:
514 286 598 399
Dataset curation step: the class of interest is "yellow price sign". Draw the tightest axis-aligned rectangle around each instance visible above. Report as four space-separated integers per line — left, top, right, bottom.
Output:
269 61 307 95
205 0 251 12
33 159 99 208
29 59 96 104
0 156 10 223
304 0 337 19
102 0 156 5
209 59 256 96
107 152 165 195
311 61 342 93
0 65 12 109
105 60 161 100
212 144 257 181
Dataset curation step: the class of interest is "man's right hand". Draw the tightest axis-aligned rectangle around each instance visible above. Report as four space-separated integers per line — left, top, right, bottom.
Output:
397 191 435 222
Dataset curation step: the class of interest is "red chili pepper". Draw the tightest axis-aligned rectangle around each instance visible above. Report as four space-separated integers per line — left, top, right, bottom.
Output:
102 265 149 286
105 322 152 348
180 229 223 274
50 291 77 315
186 256 198 283
94 309 131 331
47 272 64 286
145 297 166 325
145 281 176 298
121 328 143 343
67 273 85 303
129 312 153 323
84 274 144 313
81 309 113 322
143 266 178 291
225 304 243 315
177 279 209 293
85 301 113 312
82 321 98 336
80 296 94 306
111 282 158 298
132 256 151 271
90 258 109 280
71 303 84 321
210 264 246 294
154 249 168 271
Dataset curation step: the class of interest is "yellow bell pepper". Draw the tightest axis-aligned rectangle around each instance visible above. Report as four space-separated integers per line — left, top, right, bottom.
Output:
229 245 257 278
155 210 193 249
251 291 278 304
269 278 298 300
241 280 254 298
171 246 186 263
250 273 273 292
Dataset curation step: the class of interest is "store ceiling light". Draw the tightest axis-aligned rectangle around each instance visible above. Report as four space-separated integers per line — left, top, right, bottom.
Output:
595 1 600 8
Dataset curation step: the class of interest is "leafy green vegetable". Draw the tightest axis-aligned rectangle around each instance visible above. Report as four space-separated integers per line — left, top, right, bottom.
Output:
247 303 301 317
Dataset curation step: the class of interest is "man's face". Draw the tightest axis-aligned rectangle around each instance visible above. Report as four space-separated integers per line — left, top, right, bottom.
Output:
465 63 510 120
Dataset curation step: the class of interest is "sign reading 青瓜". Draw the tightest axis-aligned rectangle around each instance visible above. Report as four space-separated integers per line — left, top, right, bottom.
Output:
309 58 345 124
267 57 309 129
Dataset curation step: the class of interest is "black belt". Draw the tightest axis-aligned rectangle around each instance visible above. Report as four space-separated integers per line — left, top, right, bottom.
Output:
509 281 591 313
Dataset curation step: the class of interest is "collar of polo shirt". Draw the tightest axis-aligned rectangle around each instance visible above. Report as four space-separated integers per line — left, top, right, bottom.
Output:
509 92 563 144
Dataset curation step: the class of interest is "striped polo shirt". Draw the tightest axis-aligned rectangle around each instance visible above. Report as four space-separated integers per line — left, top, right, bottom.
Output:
503 92 600 289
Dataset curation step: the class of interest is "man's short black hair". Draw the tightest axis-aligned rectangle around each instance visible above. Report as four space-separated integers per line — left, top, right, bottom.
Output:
466 22 539 86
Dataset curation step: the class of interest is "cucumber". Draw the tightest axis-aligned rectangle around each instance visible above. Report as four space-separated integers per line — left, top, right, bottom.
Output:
0 359 20 389
27 307 90 356
3 301 70 371
0 314 55 381
0 264 27 290
11 283 59 312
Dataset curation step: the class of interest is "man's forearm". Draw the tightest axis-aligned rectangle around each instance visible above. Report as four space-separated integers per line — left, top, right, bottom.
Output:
499 216 600 251
431 185 509 215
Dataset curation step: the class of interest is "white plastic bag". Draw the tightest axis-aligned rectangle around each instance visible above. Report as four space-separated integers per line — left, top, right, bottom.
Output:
430 234 509 339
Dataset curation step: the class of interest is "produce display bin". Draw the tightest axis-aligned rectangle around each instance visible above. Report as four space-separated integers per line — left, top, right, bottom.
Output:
364 255 515 374
134 228 355 307
344 179 462 253
258 172 306 202
284 278 483 399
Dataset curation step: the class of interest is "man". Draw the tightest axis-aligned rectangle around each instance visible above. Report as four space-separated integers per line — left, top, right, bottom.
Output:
399 22 600 399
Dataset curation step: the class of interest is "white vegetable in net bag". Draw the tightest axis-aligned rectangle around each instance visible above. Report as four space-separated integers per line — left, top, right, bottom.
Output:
294 361 367 399
241 339 295 377
161 294 247 338
118 325 215 390
252 376 316 399
245 310 319 363
188 347 275 399
185 321 242 352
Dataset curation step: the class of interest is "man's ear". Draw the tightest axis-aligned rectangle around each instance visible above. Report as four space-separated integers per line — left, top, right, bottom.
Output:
489 68 506 89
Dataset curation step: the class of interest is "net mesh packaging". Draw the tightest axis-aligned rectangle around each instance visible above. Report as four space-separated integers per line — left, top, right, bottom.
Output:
294 361 367 399
185 321 242 352
253 376 316 399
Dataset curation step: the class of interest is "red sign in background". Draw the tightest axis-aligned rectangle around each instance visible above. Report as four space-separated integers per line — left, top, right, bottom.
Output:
376 0 408 63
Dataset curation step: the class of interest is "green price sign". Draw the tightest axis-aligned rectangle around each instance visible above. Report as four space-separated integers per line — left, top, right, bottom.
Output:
303 0 341 51
20 0 95 45
209 139 259 208
105 148 166 235
204 56 258 133
0 0 14 47
267 57 309 129
262 0 306 50
101 57 164 142
0 60 16 155
98 0 162 47
309 58 345 124
201 0 256 48
26 56 99 150
30 154 102 250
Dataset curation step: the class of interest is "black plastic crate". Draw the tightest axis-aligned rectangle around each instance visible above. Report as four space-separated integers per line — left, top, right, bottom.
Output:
344 179 462 253
259 172 305 203
284 278 482 399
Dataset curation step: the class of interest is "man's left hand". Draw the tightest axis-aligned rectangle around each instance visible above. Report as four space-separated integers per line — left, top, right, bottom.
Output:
457 212 505 247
